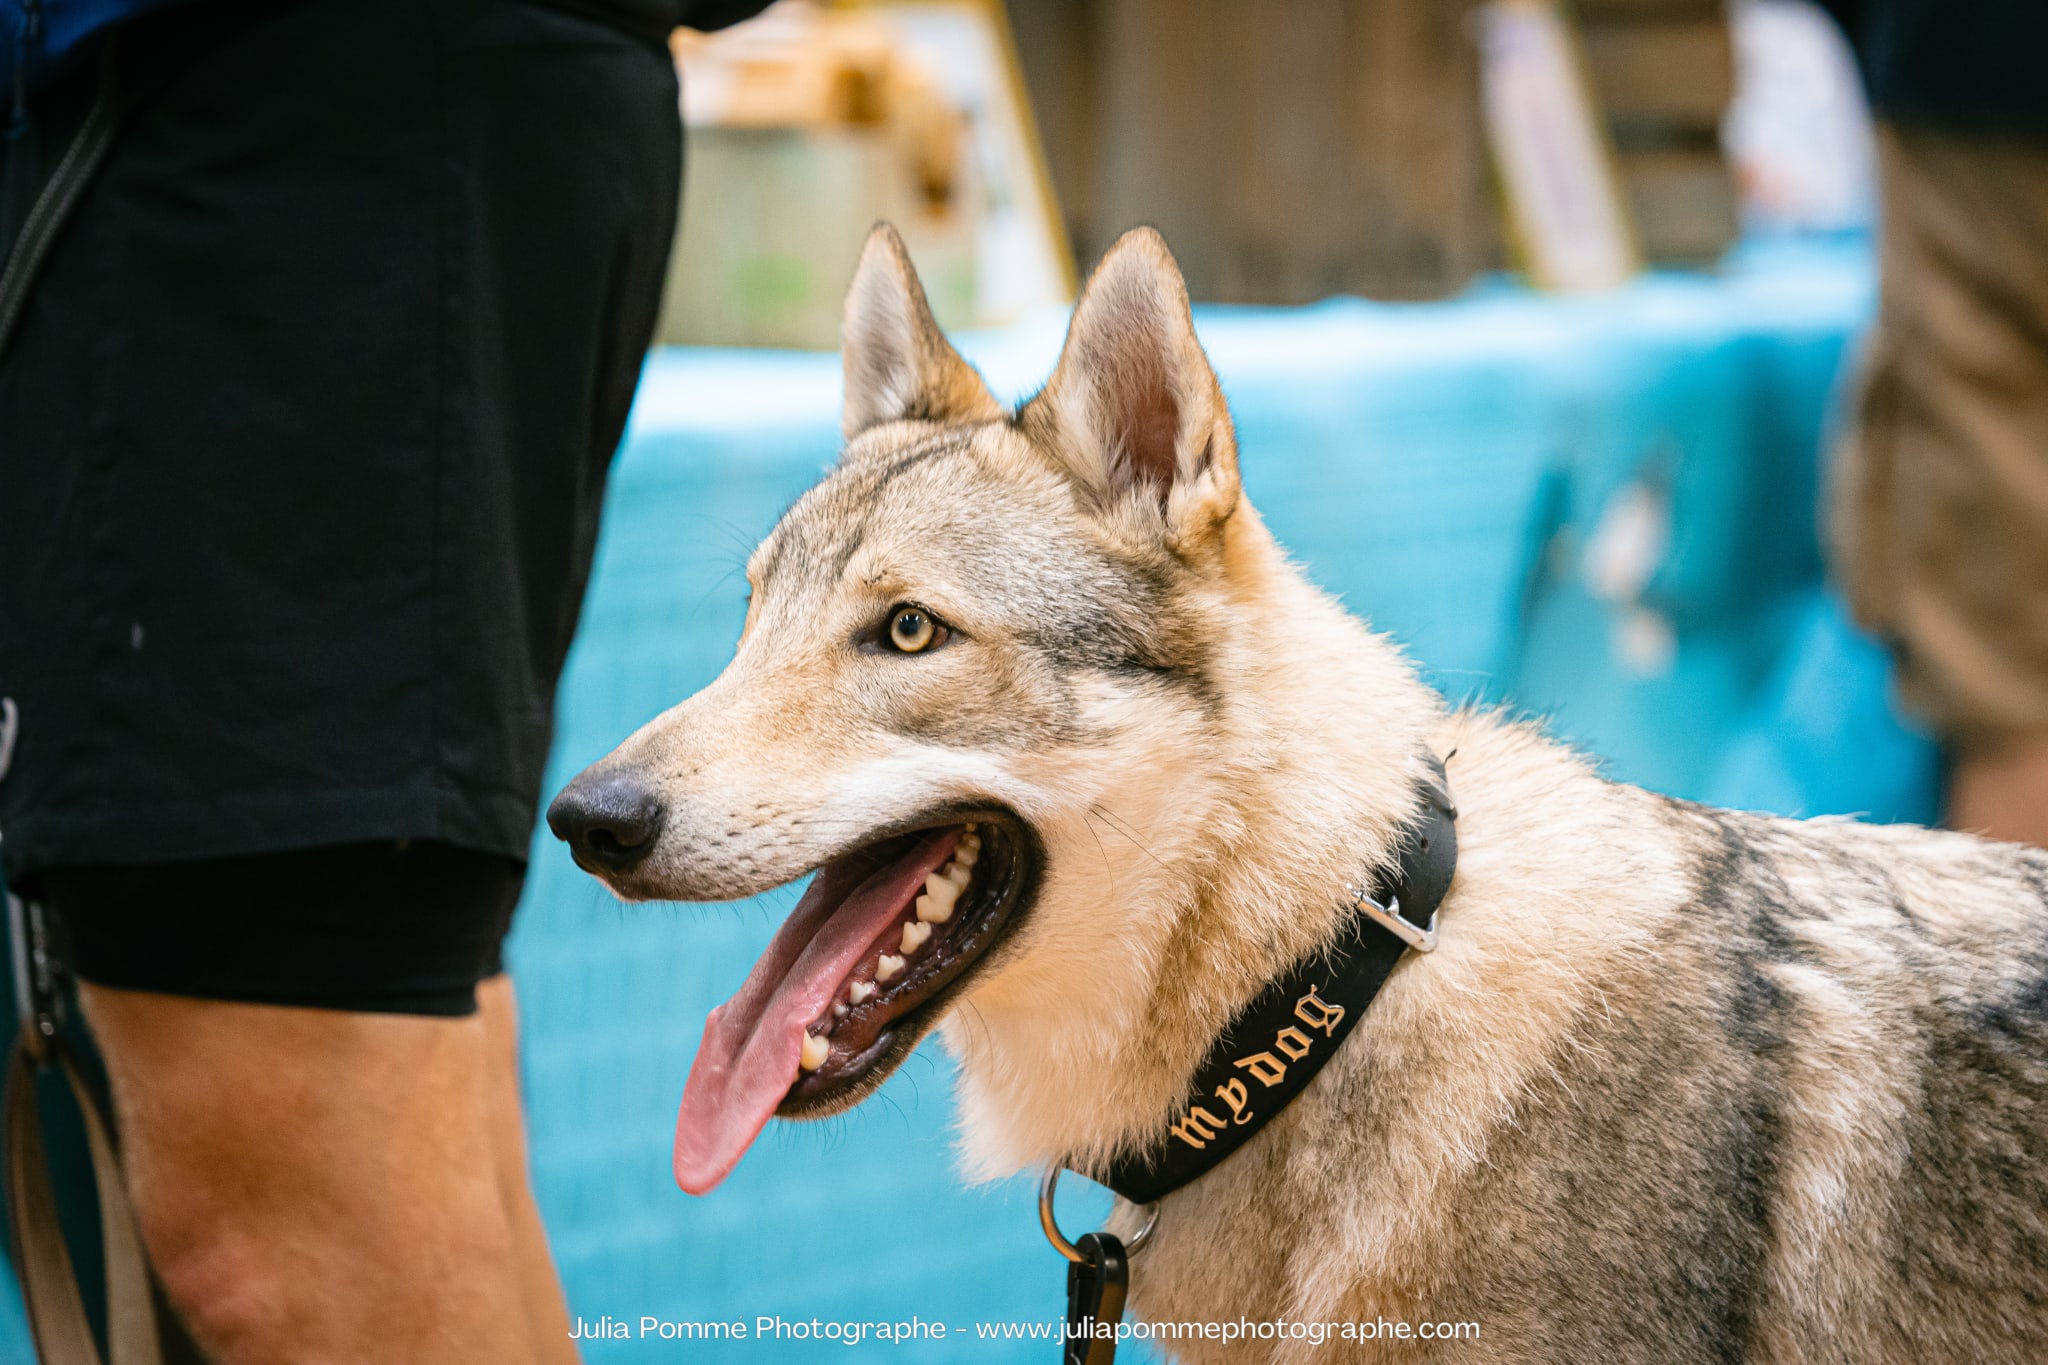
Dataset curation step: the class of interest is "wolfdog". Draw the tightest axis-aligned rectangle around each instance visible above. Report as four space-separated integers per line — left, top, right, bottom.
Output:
549 224 2048 1362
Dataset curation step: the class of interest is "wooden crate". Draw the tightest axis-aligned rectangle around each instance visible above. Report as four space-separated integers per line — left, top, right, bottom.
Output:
1581 19 1733 123
1009 0 1738 295
1013 0 1502 303
1572 0 1739 264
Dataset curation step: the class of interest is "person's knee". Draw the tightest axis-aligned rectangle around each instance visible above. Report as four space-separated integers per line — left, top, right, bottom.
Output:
124 1089 527 1359
139 1196 299 1351
79 987 547 1359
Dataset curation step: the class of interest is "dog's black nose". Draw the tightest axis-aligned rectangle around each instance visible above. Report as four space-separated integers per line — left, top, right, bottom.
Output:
547 771 664 873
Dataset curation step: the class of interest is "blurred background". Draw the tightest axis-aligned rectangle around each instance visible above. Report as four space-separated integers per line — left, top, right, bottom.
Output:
0 0 1937 1357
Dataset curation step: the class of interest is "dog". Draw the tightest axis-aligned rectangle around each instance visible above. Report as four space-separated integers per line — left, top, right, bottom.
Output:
548 223 2048 1363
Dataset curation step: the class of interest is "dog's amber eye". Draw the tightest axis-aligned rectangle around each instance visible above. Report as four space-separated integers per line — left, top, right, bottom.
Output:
887 605 940 653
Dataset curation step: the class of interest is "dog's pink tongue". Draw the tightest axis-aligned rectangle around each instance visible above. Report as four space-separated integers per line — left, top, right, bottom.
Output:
673 830 959 1195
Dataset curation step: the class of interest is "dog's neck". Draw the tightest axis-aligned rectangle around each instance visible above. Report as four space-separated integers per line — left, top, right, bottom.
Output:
943 505 1447 1181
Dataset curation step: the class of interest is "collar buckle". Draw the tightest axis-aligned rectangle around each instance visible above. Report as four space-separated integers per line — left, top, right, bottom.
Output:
1348 887 1438 953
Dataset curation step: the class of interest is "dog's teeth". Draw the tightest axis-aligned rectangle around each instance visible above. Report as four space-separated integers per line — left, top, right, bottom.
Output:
876 954 905 982
833 1002 848 1019
901 920 932 953
848 980 875 1005
923 874 961 915
915 893 953 924
800 1033 830 1072
954 842 979 869
944 862 972 890
964 822 977 833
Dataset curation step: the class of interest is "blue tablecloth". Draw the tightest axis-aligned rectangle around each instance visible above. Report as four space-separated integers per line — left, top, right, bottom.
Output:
0 238 1932 1359
500 237 1931 1360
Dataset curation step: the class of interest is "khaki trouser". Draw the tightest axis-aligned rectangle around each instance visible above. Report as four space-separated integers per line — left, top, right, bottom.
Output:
1832 122 2048 748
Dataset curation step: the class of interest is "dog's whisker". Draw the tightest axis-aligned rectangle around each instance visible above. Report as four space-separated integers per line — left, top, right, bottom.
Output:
685 564 747 624
1087 802 1169 871
1081 810 1118 898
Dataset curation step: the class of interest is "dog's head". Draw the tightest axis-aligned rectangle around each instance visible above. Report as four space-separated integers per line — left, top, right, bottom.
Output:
551 225 1329 1192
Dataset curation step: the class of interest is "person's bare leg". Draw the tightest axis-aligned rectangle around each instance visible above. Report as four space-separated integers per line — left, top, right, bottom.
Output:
477 974 579 1363
82 985 551 1365
1949 734 2048 849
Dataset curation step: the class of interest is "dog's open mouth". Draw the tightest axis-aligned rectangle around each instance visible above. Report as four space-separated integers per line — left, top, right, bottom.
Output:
672 811 1034 1194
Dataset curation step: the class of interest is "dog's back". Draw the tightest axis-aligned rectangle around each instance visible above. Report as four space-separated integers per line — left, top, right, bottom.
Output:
1678 805 2048 1363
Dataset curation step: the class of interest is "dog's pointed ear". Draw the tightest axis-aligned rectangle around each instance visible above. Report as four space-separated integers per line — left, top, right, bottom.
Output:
1020 227 1239 538
841 223 1000 439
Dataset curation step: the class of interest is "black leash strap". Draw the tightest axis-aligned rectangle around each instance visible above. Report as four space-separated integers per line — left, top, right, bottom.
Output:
1100 756 1458 1204
5 893 166 1365
1063 1232 1126 1365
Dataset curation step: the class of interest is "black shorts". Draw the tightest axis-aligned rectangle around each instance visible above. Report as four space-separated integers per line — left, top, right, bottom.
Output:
0 0 680 1010
41 841 525 1016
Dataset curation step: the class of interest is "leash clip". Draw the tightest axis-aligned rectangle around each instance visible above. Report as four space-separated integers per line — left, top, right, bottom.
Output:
7 891 59 1066
1041 1168 1154 1365
1348 886 1438 953
1039 1165 1157 1262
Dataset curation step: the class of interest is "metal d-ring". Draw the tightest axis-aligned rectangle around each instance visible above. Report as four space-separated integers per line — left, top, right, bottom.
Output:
1039 1166 1159 1263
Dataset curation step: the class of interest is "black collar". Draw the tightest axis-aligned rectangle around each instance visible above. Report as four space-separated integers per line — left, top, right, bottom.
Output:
1097 756 1458 1205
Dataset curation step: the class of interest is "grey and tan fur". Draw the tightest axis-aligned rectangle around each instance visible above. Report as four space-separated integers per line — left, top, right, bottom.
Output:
566 225 2048 1362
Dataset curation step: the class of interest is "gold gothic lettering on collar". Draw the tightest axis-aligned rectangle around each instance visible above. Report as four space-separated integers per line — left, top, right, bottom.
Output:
1168 986 1349 1151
